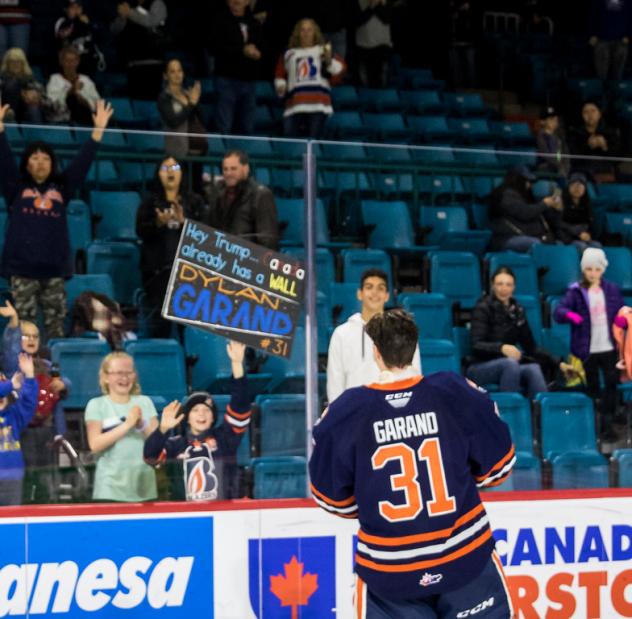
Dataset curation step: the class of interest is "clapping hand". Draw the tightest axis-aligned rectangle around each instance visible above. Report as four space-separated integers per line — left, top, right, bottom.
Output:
17 352 34 379
0 103 11 131
159 400 184 434
125 405 143 430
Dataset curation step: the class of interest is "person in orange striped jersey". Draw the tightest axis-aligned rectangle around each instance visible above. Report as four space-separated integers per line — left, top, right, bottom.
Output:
310 309 515 618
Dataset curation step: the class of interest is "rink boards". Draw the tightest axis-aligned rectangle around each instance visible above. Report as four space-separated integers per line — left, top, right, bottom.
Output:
0 490 630 618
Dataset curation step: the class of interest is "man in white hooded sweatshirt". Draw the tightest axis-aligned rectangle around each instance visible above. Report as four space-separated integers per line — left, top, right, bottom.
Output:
326 268 422 403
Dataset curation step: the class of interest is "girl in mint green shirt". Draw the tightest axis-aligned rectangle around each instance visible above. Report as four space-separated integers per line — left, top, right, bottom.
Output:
85 351 158 502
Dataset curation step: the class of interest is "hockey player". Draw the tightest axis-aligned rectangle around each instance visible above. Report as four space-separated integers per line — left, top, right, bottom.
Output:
310 309 515 618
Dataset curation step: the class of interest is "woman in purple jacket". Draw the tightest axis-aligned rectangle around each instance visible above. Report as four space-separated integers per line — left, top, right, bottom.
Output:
554 248 625 442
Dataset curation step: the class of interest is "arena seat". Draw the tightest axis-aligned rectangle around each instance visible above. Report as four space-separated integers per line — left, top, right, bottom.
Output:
4 124 22 146
275 198 330 247
490 392 541 490
491 121 534 147
23 126 76 147
128 132 164 152
448 119 494 145
409 144 455 163
359 88 404 112
124 339 187 407
341 249 392 289
255 394 306 456
612 449 632 487
66 199 92 255
443 92 488 118
117 161 155 187
418 174 467 203
65 273 115 313
86 160 119 188
419 205 491 255
86 241 141 305
408 115 455 143
90 190 141 240
454 148 499 166
331 85 360 110
251 456 307 498
399 292 453 340
225 137 274 158
361 200 433 254
131 100 161 128
108 97 143 126
541 297 571 358
363 112 409 142
51 339 110 409
537 392 601 461
329 282 361 326
418 339 459 373
326 111 368 140
551 451 609 489
320 142 367 161
514 294 543 346
531 244 580 297
427 250 482 310
605 212 632 242
400 90 445 115
604 246 632 294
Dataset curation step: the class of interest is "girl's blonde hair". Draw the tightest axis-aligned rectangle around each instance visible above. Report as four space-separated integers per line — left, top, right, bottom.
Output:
99 351 141 395
288 18 324 49
0 47 33 78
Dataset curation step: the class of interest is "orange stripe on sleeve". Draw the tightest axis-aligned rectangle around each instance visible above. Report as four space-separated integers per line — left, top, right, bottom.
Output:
358 503 485 547
356 575 365 619
310 482 356 507
475 445 515 482
355 528 493 573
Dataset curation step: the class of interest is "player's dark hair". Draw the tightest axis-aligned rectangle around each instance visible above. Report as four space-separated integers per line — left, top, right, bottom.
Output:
359 268 389 290
491 266 516 283
365 309 418 369
223 149 249 166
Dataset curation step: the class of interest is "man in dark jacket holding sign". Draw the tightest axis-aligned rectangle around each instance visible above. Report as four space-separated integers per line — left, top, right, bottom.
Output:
203 150 279 250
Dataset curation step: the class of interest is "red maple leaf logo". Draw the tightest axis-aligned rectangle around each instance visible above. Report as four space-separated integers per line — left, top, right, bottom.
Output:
269 555 318 619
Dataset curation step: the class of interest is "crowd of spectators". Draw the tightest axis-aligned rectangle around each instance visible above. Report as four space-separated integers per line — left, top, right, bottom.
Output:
0 0 631 506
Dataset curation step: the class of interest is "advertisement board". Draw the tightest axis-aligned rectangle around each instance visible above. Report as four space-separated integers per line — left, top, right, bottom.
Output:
0 493 631 618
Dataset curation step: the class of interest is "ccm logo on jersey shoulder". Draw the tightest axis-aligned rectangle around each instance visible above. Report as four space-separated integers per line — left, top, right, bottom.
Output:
385 391 412 408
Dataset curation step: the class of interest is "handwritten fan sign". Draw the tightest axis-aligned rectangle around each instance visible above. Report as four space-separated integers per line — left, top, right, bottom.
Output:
162 220 304 358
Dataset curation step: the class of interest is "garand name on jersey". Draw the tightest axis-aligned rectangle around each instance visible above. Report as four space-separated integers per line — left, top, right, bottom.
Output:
373 411 438 444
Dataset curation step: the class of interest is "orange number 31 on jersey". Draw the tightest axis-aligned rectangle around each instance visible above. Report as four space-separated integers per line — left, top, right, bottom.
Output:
371 438 457 523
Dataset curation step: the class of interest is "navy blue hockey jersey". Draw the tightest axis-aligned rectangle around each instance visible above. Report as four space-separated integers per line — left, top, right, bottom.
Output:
309 372 514 601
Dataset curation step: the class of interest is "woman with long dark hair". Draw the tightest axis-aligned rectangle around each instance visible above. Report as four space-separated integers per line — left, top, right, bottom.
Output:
136 155 207 337
467 266 574 398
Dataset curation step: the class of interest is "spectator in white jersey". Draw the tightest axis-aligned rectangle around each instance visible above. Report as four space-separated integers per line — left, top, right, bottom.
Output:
326 268 421 403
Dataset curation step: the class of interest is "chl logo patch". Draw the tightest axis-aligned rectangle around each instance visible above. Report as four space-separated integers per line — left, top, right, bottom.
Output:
419 572 443 587
385 391 412 408
456 596 495 617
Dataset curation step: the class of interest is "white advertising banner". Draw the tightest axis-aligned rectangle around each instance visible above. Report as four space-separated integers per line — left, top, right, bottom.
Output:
0 494 630 618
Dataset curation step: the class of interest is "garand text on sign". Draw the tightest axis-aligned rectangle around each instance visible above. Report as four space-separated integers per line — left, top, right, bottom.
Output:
162 220 304 358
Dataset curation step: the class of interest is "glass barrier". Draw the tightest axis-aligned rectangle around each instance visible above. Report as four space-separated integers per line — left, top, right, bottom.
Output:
0 118 629 510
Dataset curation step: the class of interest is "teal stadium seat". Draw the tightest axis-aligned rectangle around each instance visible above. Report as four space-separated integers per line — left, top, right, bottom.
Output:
531 244 580 297
255 394 306 457
537 392 602 460
612 449 632 487
86 241 141 305
490 392 541 489
251 457 307 498
419 339 459 373
124 339 187 408
399 292 453 340
551 451 609 489
420 205 491 255
90 190 141 240
50 339 110 409
428 251 482 310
